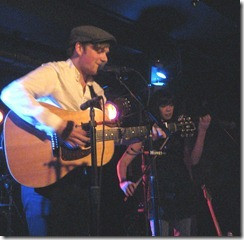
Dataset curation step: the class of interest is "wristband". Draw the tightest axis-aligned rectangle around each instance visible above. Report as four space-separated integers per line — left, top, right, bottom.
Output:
126 147 142 156
120 179 127 184
61 121 74 140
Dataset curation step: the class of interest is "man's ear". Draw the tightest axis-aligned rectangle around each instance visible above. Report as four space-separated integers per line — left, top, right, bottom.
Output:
74 42 83 56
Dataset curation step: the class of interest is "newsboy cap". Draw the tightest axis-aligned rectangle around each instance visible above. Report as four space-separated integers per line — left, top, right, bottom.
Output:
69 25 117 46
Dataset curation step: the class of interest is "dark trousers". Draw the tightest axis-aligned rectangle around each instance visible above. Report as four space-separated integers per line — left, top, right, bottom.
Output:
21 167 91 236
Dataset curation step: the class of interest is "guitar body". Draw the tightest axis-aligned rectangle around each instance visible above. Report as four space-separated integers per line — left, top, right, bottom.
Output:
4 103 114 188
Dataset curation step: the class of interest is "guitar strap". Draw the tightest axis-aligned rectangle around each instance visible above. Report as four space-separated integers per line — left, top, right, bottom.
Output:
88 85 102 110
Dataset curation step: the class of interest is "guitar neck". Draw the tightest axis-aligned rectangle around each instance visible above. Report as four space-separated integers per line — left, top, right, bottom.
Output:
96 126 148 142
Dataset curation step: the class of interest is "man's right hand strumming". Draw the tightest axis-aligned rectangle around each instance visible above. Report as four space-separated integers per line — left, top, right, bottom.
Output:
58 120 90 148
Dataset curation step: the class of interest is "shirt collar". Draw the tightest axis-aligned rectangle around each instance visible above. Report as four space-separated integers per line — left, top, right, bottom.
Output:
66 58 94 86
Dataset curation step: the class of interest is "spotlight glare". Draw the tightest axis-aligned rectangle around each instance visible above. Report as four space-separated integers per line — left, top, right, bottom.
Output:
153 82 165 86
156 72 166 79
105 102 118 120
0 110 4 124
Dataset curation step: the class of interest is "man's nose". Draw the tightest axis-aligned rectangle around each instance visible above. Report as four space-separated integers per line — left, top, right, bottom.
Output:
101 53 108 63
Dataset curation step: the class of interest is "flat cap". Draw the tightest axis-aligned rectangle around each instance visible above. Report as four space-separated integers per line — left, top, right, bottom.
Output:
69 25 116 46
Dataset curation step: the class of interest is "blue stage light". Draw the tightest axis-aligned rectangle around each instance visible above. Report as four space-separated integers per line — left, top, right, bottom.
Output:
150 65 167 86
156 71 166 79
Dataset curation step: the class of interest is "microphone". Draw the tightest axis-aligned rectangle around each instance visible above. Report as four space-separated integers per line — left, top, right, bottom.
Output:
98 65 134 74
80 96 103 110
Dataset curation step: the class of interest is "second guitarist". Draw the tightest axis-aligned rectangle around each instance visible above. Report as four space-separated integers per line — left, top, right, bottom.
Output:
117 87 211 236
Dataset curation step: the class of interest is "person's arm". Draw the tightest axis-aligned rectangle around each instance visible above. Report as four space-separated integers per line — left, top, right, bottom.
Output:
1 63 90 146
1 63 64 132
184 114 211 170
117 141 143 197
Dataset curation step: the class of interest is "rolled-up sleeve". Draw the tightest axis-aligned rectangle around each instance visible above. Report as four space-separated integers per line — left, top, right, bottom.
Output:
1 64 64 134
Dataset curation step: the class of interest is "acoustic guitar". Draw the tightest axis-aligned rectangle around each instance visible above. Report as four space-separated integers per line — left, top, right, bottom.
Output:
3 103 195 188
3 103 148 188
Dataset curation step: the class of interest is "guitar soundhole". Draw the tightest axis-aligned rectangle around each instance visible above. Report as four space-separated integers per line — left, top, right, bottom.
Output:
61 146 91 161
60 123 93 161
81 123 91 148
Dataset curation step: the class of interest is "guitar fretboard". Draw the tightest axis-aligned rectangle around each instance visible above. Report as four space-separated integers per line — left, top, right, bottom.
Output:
96 126 148 142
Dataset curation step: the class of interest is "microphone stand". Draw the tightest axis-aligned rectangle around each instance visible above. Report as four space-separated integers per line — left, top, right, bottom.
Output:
115 73 167 236
147 130 160 236
89 106 100 236
201 103 239 148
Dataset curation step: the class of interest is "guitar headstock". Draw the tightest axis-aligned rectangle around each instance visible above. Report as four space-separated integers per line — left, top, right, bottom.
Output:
177 115 196 138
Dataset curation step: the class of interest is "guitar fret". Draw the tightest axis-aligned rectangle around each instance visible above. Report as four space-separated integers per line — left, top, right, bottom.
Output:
96 128 120 141
123 126 147 140
96 126 148 142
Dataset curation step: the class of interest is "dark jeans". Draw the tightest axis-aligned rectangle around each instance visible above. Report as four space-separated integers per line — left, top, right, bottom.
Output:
21 167 92 236
21 185 51 236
